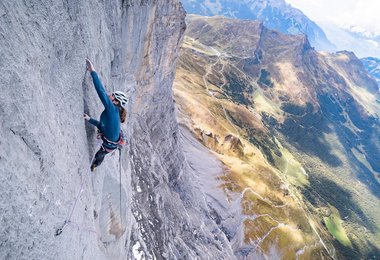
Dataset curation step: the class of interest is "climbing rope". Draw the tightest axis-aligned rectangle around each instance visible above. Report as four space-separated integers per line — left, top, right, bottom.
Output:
119 148 123 230
54 187 83 236
55 141 102 237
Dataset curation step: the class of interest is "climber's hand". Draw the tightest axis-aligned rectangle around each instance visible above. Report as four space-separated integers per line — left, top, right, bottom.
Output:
85 58 95 72
83 113 90 121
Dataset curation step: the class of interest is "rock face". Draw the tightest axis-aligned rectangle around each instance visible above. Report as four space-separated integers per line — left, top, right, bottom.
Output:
0 1 234 259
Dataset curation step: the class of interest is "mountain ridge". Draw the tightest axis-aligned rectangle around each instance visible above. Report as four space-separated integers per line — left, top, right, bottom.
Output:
180 0 335 51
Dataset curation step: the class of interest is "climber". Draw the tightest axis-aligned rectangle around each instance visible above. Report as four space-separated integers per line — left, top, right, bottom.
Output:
84 58 128 172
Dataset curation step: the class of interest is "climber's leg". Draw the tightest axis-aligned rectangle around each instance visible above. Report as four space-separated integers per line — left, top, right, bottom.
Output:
91 146 109 171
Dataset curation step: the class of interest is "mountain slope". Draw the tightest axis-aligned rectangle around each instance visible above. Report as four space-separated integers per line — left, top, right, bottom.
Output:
174 15 380 259
180 0 335 51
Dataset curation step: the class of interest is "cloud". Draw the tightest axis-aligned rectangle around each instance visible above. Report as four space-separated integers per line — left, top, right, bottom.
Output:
203 0 223 15
285 0 380 35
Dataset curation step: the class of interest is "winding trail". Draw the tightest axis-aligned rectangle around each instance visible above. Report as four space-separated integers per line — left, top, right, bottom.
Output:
269 161 331 256
200 45 297 256
201 46 240 136
241 187 288 208
191 42 332 258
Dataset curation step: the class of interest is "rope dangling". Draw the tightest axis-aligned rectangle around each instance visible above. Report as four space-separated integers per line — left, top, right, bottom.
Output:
55 141 101 237
119 148 123 230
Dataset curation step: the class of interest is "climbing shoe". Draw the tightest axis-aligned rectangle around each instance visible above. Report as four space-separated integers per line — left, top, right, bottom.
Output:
90 163 97 172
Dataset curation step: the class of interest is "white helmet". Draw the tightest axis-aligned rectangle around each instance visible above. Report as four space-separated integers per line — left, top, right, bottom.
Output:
113 91 128 108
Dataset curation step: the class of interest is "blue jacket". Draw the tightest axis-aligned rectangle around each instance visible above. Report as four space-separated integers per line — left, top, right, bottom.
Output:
88 71 120 144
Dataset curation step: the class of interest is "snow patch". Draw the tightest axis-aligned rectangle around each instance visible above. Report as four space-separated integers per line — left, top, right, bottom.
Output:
132 241 145 260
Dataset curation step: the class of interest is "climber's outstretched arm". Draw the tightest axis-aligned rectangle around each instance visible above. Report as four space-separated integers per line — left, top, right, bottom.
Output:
88 118 100 128
84 113 100 128
85 59 113 110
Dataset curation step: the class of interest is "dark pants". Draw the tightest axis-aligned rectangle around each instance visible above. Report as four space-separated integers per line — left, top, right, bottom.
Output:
92 145 111 167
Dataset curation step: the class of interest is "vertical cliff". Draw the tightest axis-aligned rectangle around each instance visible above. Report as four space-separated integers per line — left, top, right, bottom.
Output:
0 1 234 259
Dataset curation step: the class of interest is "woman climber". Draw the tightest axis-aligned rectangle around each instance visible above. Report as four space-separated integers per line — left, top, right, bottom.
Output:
84 58 128 172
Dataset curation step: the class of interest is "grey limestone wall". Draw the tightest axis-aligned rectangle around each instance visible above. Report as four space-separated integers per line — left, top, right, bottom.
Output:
0 0 234 259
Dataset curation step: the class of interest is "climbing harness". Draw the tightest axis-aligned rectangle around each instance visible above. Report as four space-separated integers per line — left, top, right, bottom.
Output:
97 130 127 152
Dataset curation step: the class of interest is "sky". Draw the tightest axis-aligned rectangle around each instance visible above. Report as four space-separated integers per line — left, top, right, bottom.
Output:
285 0 380 36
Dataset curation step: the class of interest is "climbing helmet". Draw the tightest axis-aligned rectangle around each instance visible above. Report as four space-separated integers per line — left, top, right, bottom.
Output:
112 91 128 108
